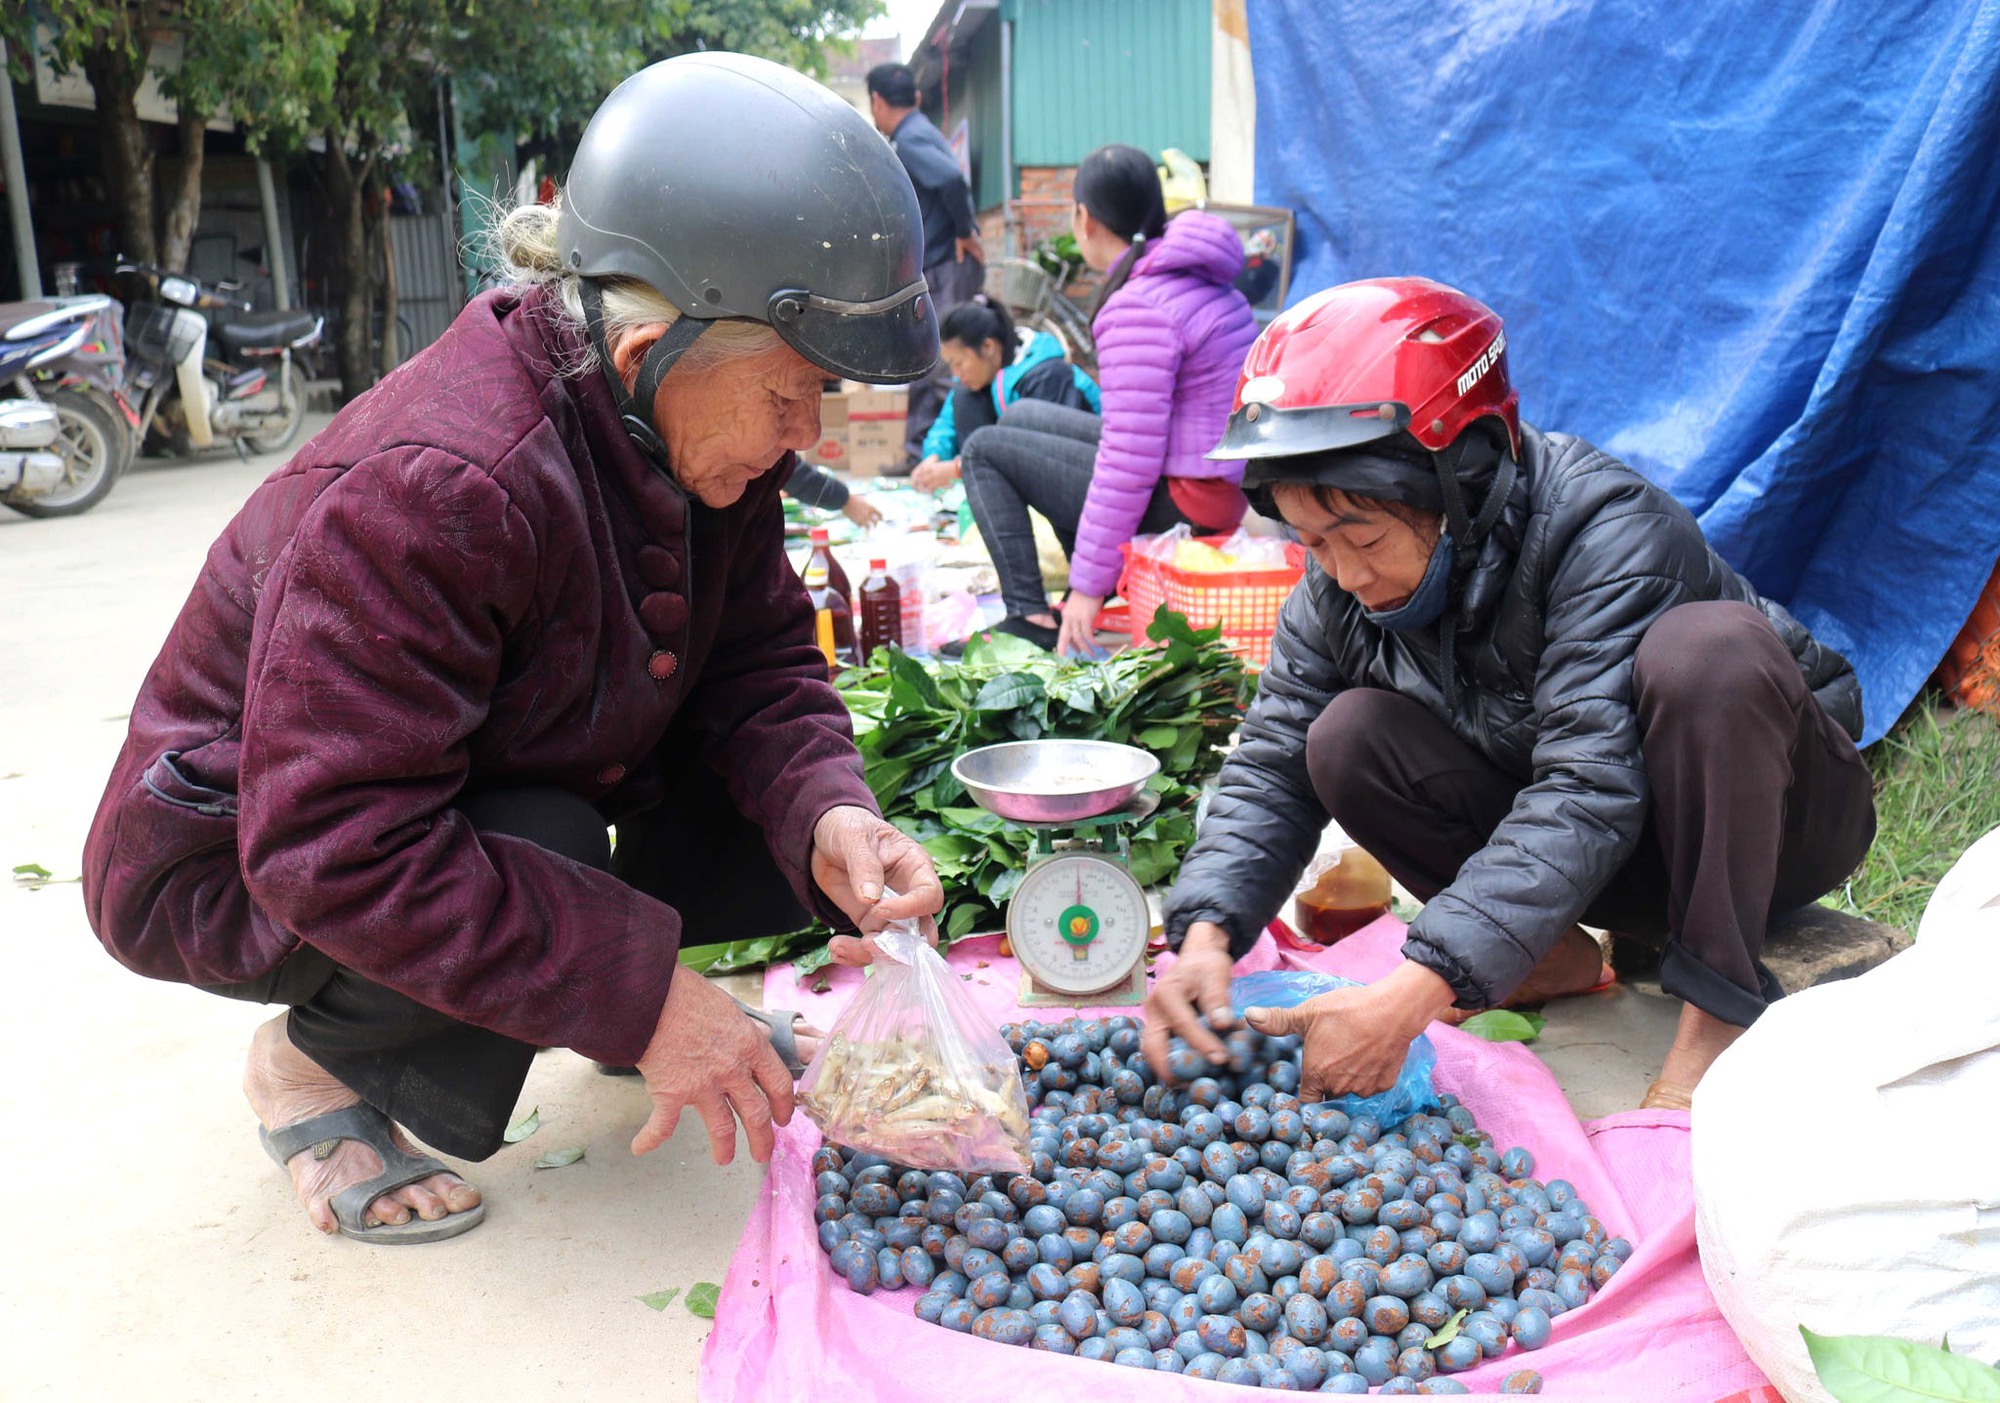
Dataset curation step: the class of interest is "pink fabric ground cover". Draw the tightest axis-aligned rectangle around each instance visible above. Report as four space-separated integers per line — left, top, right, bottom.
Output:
701 918 1767 1400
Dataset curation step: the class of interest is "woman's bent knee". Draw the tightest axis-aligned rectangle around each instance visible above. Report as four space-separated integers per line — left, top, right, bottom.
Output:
1305 689 1420 816
1633 601 1793 718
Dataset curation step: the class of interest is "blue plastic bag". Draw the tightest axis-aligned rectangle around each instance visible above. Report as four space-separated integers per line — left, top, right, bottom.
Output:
1229 969 1439 1126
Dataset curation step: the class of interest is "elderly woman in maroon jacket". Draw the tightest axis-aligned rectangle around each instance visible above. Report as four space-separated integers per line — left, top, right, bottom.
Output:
81 55 945 1244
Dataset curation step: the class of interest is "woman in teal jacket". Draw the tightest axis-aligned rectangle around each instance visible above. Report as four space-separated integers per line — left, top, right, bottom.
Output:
910 295 1098 491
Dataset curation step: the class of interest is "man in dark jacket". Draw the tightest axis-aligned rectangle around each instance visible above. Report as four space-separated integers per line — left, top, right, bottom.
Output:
1146 278 1875 1111
83 54 944 1244
867 61 984 469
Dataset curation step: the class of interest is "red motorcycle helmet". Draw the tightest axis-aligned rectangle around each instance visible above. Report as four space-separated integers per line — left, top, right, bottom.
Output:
1211 277 1520 470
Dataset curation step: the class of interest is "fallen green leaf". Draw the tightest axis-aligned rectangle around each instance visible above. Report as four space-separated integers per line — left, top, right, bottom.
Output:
686 1281 720 1319
1425 1308 1470 1349
1457 1010 1546 1043
637 1287 680 1311
794 944 833 980
533 1145 586 1170
503 1106 541 1143
12 863 51 878
1802 1326 2000 1403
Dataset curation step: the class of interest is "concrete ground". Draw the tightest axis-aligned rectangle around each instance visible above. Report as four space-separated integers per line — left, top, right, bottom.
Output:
0 432 1675 1400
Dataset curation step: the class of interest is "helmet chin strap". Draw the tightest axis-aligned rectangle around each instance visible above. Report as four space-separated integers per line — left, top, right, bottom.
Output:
1429 432 1519 716
578 278 709 473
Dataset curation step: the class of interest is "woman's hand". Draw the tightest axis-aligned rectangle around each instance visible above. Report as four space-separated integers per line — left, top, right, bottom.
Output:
841 493 884 529
911 456 959 492
1057 591 1108 658
810 804 944 965
631 969 795 1165
1142 921 1239 1080
1243 960 1457 1102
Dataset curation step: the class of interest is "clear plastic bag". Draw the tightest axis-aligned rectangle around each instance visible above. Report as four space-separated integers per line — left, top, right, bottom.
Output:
1229 969 1439 1125
1131 522 1194 562
798 917 1032 1173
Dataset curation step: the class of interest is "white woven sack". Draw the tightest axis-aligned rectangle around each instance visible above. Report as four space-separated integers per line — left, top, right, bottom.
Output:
1692 827 2000 1401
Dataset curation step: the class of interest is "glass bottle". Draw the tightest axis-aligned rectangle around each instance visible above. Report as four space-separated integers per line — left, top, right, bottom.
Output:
1293 841 1393 945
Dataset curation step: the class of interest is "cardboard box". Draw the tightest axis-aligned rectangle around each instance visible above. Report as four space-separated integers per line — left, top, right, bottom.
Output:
840 381 910 419
805 391 851 468
835 380 908 477
845 414 907 477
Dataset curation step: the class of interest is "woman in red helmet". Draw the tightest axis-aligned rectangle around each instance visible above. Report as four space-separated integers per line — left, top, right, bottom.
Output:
1142 278 1876 1109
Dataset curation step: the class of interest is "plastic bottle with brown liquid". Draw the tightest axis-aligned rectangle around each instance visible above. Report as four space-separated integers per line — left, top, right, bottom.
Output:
858 558 902 658
1293 841 1393 945
802 527 855 664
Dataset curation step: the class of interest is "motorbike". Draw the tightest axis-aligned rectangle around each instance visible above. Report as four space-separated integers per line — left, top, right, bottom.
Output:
117 261 321 459
0 295 132 517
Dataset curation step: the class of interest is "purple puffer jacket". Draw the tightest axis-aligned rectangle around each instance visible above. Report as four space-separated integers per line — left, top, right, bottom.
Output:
1069 211 1260 599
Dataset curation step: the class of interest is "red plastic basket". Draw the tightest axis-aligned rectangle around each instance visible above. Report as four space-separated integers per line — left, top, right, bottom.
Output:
1117 535 1308 669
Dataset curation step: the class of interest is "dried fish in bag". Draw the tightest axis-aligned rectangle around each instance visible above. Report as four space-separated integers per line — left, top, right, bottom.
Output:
798 913 1031 1173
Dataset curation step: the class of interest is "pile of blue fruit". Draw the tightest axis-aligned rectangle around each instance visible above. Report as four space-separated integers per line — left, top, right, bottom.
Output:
811 1014 1633 1394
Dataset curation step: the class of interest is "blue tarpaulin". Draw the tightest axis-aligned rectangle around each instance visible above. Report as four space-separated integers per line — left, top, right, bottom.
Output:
1249 0 2000 743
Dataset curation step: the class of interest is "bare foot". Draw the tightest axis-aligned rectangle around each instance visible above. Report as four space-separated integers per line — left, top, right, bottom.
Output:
243 1014 481 1234
1443 925 1610 1024
1653 1002 1746 1095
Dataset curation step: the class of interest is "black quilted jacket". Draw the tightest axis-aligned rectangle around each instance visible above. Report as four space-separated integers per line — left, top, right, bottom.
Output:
1162 424 1861 1008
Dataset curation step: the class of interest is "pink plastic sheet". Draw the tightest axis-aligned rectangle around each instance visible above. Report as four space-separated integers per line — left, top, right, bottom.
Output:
702 918 1768 1401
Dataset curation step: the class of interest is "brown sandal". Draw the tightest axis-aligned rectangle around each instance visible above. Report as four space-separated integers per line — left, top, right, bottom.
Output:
1641 1079 1694 1111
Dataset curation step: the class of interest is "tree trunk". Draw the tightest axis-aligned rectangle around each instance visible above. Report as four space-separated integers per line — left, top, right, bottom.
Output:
81 46 157 267
379 195 400 375
159 107 207 274
323 138 376 403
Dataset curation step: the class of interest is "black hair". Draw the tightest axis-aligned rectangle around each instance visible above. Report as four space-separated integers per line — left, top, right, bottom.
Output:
866 62 918 109
938 295 1018 364
1074 145 1170 326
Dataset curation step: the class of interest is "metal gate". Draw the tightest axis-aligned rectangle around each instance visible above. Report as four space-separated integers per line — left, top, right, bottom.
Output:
388 211 463 359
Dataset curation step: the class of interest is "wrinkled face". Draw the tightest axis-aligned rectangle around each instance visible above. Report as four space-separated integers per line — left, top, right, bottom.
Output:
612 327 824 508
940 336 1004 392
1272 484 1443 613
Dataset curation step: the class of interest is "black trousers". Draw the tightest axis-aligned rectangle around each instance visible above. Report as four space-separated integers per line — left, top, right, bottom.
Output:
959 400 1191 620
208 766 807 1160
1304 602 1877 1027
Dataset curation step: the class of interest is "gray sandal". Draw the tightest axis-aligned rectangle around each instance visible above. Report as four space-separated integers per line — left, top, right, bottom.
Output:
594 998 807 1077
258 1104 486 1244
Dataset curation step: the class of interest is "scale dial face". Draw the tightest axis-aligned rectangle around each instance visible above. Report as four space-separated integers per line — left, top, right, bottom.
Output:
1008 854 1151 997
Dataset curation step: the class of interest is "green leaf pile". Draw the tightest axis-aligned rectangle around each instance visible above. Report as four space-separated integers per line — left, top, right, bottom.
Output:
679 611 1253 974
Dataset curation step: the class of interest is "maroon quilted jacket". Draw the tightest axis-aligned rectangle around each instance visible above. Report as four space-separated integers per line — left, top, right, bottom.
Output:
82 286 874 1065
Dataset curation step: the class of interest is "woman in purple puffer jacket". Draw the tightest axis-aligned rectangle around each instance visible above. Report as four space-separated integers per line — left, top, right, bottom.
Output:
957 145 1261 654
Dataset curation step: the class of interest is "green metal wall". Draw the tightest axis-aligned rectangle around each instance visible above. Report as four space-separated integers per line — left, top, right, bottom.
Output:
1007 0 1213 168
966 24 1007 211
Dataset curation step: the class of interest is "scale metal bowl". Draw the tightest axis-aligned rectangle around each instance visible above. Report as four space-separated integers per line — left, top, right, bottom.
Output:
951 740 1162 825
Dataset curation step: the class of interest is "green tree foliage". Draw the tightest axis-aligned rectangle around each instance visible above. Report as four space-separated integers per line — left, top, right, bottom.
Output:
289 0 882 398
5 0 321 270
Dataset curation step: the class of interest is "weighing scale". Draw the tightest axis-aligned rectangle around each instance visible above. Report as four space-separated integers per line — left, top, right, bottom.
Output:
951 740 1162 1007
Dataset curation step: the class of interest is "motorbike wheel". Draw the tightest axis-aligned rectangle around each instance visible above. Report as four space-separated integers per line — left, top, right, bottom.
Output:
1 388 124 518
243 363 311 456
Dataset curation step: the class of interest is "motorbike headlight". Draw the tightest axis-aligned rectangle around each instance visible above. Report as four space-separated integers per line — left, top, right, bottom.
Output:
160 276 199 306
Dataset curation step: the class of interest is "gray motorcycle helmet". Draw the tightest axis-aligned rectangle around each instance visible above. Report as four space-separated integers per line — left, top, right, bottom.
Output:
559 52 939 402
